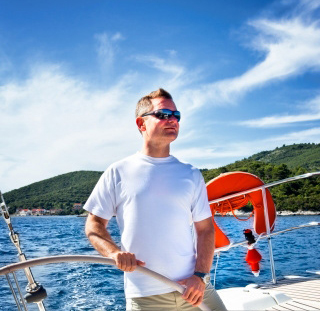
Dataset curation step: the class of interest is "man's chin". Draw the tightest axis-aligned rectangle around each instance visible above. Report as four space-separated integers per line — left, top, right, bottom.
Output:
166 133 178 142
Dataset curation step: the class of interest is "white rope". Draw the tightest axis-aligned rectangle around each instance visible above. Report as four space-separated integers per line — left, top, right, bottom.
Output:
213 252 220 289
254 233 264 246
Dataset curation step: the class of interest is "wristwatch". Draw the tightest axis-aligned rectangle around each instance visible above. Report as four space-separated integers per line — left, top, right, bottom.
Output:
193 272 211 284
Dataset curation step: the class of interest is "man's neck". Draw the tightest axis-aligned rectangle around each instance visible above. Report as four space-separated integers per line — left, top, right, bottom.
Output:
140 142 170 158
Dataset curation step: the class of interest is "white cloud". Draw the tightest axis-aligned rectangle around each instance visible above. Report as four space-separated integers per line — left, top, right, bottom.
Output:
173 126 320 168
271 126 320 141
111 32 125 41
293 0 320 15
0 64 143 192
95 32 124 69
134 55 188 89
240 93 320 127
134 54 205 94
126 2 320 114
136 55 184 77
240 113 320 128
0 38 206 192
181 5 320 111
165 49 177 57
247 18 320 79
307 93 320 111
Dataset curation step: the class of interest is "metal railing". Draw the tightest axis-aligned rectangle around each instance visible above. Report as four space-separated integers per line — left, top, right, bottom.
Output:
210 171 320 284
0 255 211 311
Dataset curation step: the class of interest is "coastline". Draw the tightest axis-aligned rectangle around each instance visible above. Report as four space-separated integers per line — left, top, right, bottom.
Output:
215 210 320 217
11 210 320 217
276 210 320 216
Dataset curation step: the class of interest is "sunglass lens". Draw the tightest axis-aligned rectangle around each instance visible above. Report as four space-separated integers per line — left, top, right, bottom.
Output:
154 109 180 122
174 112 181 122
155 111 167 119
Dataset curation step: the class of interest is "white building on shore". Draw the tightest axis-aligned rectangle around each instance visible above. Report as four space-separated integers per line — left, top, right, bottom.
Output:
17 209 32 216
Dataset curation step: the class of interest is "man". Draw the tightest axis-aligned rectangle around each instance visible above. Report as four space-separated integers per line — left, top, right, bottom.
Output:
84 89 226 310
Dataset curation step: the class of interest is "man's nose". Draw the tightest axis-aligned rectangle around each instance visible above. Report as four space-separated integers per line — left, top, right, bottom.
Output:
168 115 178 122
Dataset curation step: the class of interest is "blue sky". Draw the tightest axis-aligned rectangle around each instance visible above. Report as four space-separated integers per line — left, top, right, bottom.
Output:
1 0 320 192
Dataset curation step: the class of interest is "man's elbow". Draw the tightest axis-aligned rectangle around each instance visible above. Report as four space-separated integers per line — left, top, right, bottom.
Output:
197 222 215 243
85 213 95 238
196 218 214 235
201 226 215 240
85 219 91 239
84 213 108 238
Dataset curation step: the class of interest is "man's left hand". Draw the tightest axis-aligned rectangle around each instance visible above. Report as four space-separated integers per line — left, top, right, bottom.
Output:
177 275 205 306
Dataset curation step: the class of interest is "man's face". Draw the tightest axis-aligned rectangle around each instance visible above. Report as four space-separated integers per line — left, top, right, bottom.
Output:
139 97 180 145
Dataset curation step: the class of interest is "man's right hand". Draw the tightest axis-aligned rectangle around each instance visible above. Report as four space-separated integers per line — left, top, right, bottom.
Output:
110 251 145 272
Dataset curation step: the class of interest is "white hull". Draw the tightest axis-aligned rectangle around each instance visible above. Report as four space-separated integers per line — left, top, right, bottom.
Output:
217 274 320 310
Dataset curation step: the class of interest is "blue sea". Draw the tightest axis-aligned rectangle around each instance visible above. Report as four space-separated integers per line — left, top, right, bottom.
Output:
1 215 319 311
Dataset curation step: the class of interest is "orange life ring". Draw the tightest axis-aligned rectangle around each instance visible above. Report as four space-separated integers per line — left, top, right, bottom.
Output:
206 171 276 249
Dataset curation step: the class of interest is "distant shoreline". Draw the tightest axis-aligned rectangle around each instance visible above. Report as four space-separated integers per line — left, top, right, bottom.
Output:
276 210 320 216
215 210 320 217
12 210 320 217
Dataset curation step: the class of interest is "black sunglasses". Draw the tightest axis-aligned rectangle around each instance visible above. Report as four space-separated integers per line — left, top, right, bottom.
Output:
141 109 181 122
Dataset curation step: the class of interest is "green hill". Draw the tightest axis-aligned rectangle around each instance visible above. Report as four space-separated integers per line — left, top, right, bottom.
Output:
248 143 320 171
3 143 320 213
4 171 103 214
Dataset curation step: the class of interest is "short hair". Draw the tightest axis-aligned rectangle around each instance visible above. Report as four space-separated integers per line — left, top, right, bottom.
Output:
135 88 173 118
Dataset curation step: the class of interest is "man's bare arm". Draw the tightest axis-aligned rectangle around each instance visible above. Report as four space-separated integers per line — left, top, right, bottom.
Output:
85 213 145 272
178 217 215 306
194 217 215 273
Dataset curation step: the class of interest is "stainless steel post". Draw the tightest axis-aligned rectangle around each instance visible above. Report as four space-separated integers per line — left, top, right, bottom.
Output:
261 187 277 284
12 272 29 311
6 274 23 311
1 191 47 310
36 302 46 311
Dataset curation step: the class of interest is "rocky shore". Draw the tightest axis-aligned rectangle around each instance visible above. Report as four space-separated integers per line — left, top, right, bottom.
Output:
215 210 320 217
276 210 320 216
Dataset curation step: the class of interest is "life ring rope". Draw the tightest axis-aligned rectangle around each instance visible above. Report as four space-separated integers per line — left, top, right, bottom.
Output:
212 194 254 221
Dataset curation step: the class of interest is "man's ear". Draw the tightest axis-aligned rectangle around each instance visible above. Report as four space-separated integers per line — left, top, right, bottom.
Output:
136 117 146 132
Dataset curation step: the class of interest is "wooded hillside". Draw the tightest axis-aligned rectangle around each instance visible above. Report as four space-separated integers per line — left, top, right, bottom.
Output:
248 143 320 170
4 171 103 214
4 143 320 213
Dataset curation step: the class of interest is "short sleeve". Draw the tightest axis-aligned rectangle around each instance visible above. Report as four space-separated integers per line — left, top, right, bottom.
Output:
191 169 212 222
83 167 117 220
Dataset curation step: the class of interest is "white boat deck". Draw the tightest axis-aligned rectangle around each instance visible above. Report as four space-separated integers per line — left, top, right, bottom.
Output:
262 277 320 311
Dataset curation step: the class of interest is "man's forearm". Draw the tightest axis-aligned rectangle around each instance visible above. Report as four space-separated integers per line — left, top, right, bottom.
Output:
195 226 215 273
85 217 120 257
178 220 215 307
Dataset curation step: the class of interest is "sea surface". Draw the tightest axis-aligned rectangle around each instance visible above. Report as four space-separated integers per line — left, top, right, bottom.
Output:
1 215 319 311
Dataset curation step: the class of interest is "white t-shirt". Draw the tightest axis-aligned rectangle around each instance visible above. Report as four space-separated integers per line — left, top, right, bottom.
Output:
83 152 212 298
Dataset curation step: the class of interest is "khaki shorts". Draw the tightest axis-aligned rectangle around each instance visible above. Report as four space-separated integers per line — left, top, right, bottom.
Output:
126 283 227 311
